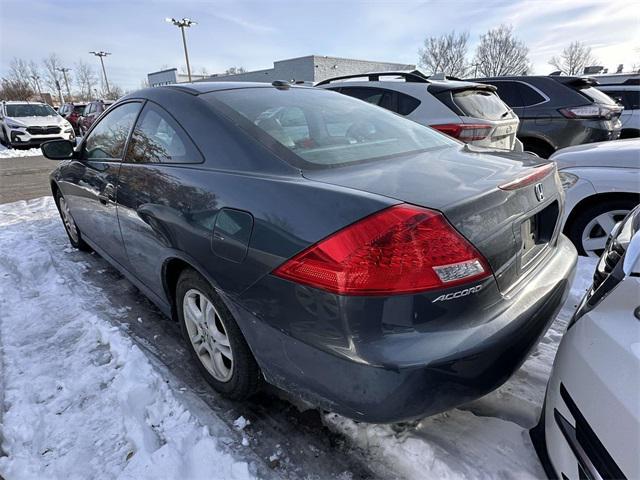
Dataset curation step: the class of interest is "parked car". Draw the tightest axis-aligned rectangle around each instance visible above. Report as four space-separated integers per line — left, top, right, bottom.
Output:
42 82 576 423
531 205 640 480
553 139 640 257
77 99 113 136
58 102 87 134
0 101 75 148
598 83 639 138
317 71 523 152
472 76 623 158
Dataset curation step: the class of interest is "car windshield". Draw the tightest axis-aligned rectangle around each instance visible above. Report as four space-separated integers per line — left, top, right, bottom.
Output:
5 104 58 117
452 89 512 121
73 105 86 113
205 87 455 168
579 86 618 105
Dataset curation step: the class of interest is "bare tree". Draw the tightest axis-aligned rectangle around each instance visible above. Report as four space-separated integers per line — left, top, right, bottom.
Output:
549 41 597 75
42 53 65 101
225 66 246 75
418 31 470 77
473 24 530 77
0 58 35 100
75 59 98 101
102 84 123 101
28 60 42 92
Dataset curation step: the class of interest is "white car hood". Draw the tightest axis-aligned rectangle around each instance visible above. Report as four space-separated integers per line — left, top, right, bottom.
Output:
551 139 640 170
7 115 66 127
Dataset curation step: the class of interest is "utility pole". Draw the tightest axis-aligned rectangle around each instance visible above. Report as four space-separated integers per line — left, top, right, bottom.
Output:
55 79 65 106
89 51 111 95
56 67 72 99
31 74 44 103
165 17 197 82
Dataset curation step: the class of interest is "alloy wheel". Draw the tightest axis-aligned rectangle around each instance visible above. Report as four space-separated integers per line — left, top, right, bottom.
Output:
183 288 234 382
581 209 629 257
59 196 79 243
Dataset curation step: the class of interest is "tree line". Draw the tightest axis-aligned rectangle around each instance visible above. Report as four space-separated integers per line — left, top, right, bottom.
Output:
0 53 123 103
418 24 598 77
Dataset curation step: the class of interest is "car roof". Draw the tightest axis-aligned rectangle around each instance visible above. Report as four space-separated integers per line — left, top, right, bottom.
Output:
2 100 48 105
162 81 312 95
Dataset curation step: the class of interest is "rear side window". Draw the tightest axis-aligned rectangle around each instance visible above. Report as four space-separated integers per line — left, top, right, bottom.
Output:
396 92 421 115
492 81 545 107
338 87 393 110
623 90 640 109
452 89 511 120
127 102 202 164
84 102 141 160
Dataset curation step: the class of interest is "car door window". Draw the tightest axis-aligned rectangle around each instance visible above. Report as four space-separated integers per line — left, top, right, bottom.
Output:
516 83 546 106
83 102 141 160
127 102 203 164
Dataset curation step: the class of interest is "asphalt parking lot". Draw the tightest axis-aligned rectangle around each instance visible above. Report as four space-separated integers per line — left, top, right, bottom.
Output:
0 154 52 204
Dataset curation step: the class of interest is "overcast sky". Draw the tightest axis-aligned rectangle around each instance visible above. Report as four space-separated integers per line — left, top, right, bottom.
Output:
1 0 639 91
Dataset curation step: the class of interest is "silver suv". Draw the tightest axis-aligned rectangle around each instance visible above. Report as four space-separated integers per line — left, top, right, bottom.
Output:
317 71 522 152
0 101 75 148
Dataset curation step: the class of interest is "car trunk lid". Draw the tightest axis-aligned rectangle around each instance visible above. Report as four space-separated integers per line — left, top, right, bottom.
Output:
303 146 563 293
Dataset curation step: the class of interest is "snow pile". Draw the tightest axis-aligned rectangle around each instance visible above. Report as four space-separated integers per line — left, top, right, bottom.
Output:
0 198 255 479
0 144 42 158
324 257 597 480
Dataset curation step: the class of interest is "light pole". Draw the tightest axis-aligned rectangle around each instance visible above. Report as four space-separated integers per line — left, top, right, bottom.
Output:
89 51 111 95
56 67 72 99
165 17 197 82
31 74 44 103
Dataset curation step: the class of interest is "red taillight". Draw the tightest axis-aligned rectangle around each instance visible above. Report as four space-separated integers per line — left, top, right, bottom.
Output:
431 123 492 142
273 205 491 296
498 163 556 190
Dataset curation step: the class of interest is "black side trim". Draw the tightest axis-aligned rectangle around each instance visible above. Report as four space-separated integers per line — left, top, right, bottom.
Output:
530 398 561 479
557 384 627 480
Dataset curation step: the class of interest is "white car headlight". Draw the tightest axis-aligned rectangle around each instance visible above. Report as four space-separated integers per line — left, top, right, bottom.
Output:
5 120 26 129
558 171 579 190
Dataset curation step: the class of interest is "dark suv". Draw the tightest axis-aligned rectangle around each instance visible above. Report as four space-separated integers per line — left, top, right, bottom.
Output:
58 103 87 134
77 100 113 136
472 76 623 157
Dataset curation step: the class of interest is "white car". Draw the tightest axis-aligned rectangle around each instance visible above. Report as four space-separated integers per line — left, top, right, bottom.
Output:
598 84 639 139
0 101 75 149
553 139 640 257
531 206 640 480
316 71 523 152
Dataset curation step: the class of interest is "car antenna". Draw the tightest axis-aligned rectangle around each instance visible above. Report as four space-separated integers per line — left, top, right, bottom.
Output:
272 80 291 89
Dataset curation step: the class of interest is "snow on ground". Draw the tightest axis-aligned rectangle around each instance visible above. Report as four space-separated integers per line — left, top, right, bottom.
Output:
0 196 599 480
0 144 42 158
0 198 255 479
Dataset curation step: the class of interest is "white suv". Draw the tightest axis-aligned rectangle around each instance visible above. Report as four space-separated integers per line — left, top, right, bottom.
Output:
317 71 523 152
0 101 75 148
531 206 640 480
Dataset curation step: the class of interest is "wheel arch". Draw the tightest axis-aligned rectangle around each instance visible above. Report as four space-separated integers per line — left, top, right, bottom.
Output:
563 191 640 236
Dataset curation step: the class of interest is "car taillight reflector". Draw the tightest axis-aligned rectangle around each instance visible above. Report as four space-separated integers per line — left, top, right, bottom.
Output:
559 104 622 120
431 123 492 142
273 205 492 296
498 163 556 191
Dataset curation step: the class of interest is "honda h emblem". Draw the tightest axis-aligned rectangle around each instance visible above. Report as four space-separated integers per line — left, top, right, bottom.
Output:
534 183 544 202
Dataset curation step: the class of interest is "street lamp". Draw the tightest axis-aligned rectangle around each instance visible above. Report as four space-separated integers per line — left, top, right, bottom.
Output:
165 17 197 82
89 51 111 95
56 67 72 98
31 74 44 103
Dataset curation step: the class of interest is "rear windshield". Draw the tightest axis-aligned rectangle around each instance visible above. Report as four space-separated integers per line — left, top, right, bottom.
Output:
205 87 455 168
5 104 57 117
73 105 86 113
578 86 618 105
452 89 512 120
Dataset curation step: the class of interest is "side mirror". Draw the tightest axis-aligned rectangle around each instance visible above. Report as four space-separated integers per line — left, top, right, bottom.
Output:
623 232 640 276
41 139 75 160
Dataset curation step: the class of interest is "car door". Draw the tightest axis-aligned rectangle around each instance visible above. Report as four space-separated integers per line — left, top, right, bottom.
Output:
116 100 205 298
63 101 142 267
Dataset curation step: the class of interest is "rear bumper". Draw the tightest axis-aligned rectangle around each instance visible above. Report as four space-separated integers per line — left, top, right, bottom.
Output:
233 235 577 423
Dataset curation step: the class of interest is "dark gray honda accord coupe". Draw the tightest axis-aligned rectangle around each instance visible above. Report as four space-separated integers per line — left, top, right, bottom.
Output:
42 82 577 423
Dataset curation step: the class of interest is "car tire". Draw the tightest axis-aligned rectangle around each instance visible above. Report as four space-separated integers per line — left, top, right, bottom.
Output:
55 191 92 251
522 139 555 159
566 199 638 257
176 269 261 400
